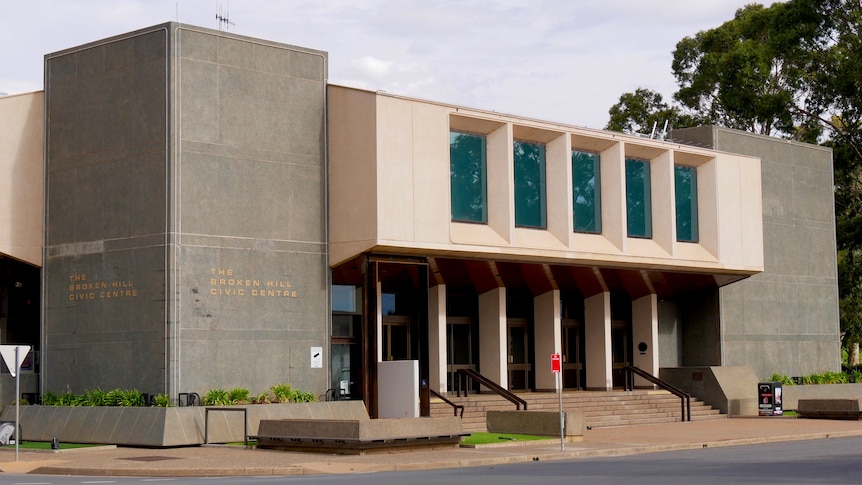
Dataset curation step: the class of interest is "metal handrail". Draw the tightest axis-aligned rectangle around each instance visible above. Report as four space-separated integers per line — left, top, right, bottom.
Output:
624 366 690 422
456 369 528 411
429 389 464 417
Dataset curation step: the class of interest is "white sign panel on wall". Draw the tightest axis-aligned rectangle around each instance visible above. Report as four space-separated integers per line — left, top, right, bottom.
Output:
311 346 323 368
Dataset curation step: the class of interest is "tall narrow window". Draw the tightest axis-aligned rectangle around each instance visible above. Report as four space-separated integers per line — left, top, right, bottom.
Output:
449 131 487 223
572 150 602 233
625 158 652 238
514 140 546 228
675 165 698 242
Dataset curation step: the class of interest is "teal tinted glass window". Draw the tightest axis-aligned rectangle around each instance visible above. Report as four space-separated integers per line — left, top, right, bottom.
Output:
331 285 357 312
572 150 602 233
625 158 652 238
514 141 546 228
675 165 699 242
449 131 487 223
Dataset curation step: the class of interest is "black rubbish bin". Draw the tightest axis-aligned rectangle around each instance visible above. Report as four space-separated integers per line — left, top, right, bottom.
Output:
758 382 783 416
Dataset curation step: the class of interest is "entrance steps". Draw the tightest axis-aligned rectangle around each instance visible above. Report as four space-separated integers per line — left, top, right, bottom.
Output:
430 389 725 433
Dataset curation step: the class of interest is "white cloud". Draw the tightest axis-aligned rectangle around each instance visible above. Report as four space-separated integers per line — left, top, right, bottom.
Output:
0 0 784 129
351 56 395 77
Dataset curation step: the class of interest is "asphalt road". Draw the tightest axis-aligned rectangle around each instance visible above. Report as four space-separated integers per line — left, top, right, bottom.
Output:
5 435 862 484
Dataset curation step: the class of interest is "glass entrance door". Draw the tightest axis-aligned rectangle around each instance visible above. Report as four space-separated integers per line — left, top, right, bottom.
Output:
382 316 411 361
507 318 532 390
562 319 583 389
446 317 476 391
611 320 631 388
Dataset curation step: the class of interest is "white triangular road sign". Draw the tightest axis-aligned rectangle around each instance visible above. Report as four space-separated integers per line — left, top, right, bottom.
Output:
0 345 31 378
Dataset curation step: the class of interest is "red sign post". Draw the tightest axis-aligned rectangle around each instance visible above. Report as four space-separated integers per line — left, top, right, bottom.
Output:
551 353 562 373
550 353 564 450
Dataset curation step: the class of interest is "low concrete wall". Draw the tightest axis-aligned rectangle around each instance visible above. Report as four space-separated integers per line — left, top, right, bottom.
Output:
486 410 584 441
783 384 862 411
257 415 462 441
255 415 465 454
660 366 759 416
0 400 369 447
797 398 862 419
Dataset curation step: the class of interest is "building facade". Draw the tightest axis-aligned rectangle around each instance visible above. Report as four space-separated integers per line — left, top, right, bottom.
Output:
0 24 839 412
41 23 328 399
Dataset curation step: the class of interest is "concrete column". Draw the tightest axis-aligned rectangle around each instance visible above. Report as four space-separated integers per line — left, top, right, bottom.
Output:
428 284 447 393
534 290 561 391
479 287 507 389
584 292 612 391
632 294 659 387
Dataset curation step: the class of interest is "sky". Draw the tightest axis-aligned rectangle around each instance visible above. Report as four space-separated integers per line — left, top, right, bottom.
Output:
1 0 779 130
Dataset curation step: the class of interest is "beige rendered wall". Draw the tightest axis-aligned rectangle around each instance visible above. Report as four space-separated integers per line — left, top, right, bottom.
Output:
585 292 612 391
327 86 379 263
533 289 561 391
0 92 44 266
479 287 507 388
327 87 763 276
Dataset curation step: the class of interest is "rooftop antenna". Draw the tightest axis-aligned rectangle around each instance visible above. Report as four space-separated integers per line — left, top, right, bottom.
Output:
216 1 235 31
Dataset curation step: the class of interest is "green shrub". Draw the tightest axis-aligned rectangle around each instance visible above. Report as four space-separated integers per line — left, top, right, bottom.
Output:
42 391 60 406
59 392 84 406
203 388 231 406
767 374 795 385
228 387 250 404
292 390 316 403
253 391 271 404
84 388 107 406
153 393 171 407
270 384 293 403
118 389 144 407
105 388 123 406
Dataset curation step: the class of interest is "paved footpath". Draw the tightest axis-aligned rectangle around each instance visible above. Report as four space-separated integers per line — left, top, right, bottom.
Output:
2 417 862 477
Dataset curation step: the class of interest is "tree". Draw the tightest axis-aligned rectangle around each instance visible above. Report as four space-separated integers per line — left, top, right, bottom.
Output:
604 0 862 348
671 1 825 137
605 88 700 135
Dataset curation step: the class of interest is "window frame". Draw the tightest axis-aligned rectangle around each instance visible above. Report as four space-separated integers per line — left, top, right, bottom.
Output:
513 140 547 229
572 149 602 234
674 164 699 243
449 130 488 224
625 157 652 239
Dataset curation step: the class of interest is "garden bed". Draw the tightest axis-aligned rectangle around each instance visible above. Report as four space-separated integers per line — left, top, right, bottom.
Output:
0 401 364 447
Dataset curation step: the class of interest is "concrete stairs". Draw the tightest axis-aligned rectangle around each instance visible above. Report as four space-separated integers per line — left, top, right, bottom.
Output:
430 389 726 433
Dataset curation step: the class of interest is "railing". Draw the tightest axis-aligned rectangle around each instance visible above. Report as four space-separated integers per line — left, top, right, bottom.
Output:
430 388 464 417
456 369 528 411
624 366 690 422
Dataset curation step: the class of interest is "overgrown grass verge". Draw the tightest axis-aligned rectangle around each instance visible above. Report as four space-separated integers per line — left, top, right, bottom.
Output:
461 432 551 445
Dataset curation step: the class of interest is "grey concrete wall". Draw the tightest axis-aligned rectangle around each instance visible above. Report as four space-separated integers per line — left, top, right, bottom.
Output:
680 288 721 366
44 26 170 394
170 26 329 399
658 301 681 367
44 23 329 400
671 127 839 378
660 365 759 416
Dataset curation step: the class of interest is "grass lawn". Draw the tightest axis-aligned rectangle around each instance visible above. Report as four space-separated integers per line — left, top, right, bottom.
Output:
461 432 552 445
1 441 102 450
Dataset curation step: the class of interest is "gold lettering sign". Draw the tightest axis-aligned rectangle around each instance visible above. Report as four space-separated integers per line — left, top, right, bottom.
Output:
209 268 299 299
67 273 139 301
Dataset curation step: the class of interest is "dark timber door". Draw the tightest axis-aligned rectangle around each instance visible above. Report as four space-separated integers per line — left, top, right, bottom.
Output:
507 318 532 390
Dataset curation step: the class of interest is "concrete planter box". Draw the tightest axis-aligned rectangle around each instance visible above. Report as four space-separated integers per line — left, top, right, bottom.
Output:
0 401 364 447
784 383 862 411
486 410 585 442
